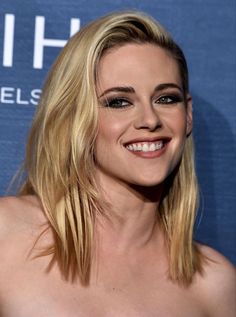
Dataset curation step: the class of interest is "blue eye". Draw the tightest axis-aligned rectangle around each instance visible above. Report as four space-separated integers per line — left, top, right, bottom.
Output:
104 98 131 109
156 94 183 105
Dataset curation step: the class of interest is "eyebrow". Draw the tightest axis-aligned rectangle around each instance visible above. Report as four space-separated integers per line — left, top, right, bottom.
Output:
99 86 135 98
154 83 183 93
99 83 183 98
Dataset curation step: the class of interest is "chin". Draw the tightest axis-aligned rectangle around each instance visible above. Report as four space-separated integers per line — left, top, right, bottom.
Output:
132 176 167 188
130 168 176 189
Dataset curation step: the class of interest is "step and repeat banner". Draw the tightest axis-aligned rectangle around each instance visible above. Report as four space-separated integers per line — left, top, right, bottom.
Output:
0 0 235 263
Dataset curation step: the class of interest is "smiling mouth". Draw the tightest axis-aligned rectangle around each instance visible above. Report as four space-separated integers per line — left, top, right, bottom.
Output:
125 139 169 153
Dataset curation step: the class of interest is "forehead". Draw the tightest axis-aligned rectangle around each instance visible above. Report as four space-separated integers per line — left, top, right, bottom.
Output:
97 43 181 91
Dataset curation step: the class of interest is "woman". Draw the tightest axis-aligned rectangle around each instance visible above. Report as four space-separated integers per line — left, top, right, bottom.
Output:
0 11 235 316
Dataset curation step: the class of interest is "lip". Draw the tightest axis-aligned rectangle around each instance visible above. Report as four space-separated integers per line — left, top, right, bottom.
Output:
123 136 171 146
123 137 171 159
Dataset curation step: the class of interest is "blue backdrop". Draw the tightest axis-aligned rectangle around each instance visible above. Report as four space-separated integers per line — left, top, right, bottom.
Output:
0 0 235 264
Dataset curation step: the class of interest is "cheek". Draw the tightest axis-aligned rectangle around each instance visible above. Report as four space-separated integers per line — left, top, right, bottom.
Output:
163 108 188 134
96 122 118 146
94 116 126 167
96 112 130 146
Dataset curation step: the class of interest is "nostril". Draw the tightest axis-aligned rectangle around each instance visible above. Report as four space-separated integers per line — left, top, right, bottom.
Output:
135 118 162 131
134 106 162 131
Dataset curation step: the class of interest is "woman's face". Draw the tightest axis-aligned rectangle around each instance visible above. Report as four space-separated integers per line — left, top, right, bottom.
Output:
95 43 192 188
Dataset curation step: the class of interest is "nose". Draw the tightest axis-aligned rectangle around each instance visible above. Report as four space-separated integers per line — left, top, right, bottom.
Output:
133 102 162 131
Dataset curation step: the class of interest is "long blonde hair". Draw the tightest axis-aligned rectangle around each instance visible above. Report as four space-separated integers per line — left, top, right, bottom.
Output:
20 11 202 285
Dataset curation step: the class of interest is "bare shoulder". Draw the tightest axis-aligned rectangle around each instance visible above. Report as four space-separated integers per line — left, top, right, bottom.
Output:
198 243 236 282
0 195 49 277
0 196 53 311
195 243 236 317
0 195 45 236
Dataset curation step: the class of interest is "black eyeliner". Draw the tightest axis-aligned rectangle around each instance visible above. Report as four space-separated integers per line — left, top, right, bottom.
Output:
102 96 131 109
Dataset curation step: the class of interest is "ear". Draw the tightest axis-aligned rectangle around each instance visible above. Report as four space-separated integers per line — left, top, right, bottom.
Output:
186 94 193 136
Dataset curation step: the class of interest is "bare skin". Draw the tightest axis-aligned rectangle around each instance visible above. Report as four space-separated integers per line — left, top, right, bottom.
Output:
0 44 235 316
0 195 235 317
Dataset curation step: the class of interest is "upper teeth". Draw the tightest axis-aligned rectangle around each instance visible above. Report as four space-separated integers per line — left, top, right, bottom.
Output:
126 141 163 152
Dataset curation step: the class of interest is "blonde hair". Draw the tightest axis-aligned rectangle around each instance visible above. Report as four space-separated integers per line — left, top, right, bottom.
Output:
20 11 202 285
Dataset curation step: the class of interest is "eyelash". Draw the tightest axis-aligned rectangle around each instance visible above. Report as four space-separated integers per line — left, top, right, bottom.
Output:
155 94 183 105
103 94 183 109
103 97 131 109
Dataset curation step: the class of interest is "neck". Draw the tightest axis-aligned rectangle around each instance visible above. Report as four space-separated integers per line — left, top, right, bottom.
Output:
95 173 164 253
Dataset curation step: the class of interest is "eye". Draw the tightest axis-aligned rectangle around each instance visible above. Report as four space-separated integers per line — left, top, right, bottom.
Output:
103 97 131 109
156 94 183 105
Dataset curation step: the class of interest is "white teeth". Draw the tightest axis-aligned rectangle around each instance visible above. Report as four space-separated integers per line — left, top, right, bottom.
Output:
155 143 162 150
137 143 142 151
142 143 149 152
126 141 164 152
149 143 155 151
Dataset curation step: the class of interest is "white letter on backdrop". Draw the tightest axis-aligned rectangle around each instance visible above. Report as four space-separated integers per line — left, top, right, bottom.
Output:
33 16 80 69
3 14 15 67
